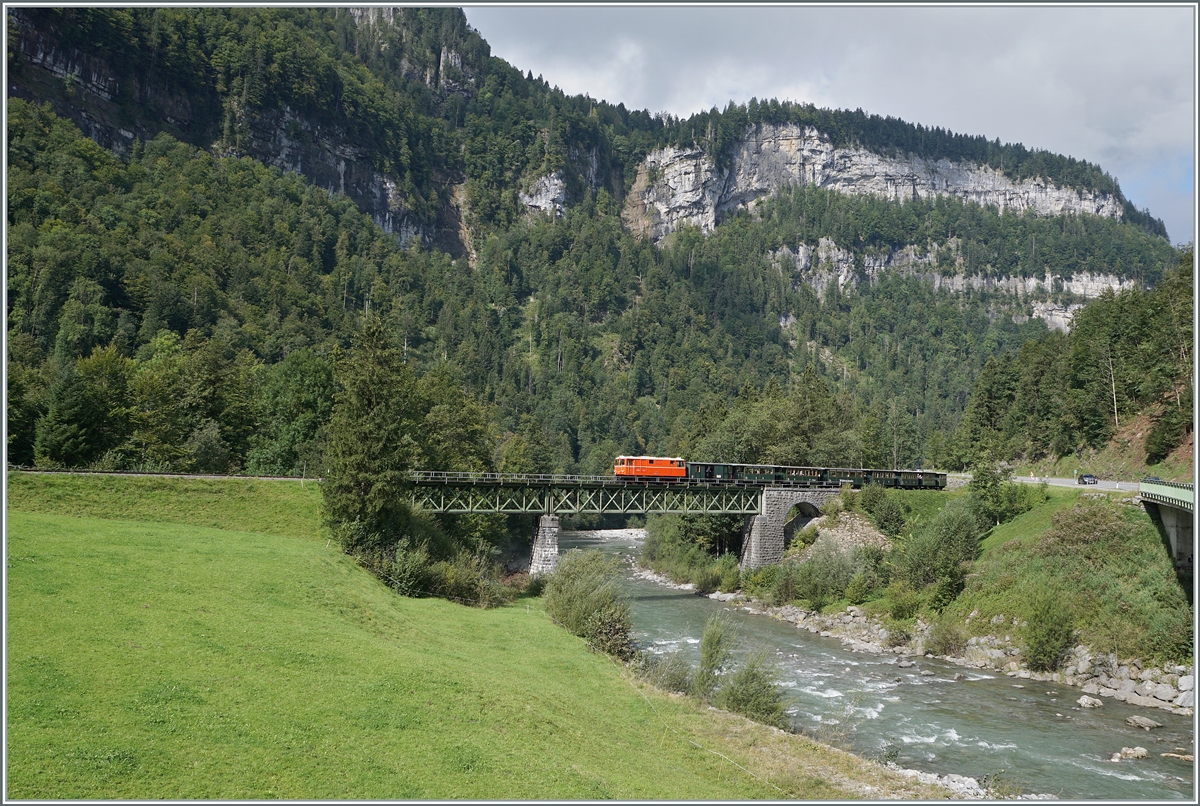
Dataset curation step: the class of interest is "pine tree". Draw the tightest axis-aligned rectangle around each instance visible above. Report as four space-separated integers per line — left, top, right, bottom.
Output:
322 317 427 552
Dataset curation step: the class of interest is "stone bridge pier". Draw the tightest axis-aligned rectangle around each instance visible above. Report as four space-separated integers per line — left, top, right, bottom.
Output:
530 515 560 576
741 488 839 570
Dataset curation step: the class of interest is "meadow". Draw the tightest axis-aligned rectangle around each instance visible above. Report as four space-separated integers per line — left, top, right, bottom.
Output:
6 472 947 799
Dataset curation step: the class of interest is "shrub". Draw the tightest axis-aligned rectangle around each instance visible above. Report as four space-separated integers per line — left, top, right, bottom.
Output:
969 462 1044 526
1024 592 1074 671
716 553 741 592
926 617 968 657
741 564 782 600
844 572 872 605
385 538 432 596
694 614 736 697
635 649 693 694
859 483 887 516
873 495 906 537
770 564 799 606
884 581 923 620
525 572 547 597
792 542 854 609
882 617 913 648
928 574 963 612
428 550 514 608
693 563 723 594
542 550 634 659
713 649 788 730
893 499 983 589
820 496 843 527
838 485 859 512
851 544 886 586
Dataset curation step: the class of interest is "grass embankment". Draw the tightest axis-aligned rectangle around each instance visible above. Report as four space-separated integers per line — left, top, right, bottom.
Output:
946 486 1193 664
6 473 947 799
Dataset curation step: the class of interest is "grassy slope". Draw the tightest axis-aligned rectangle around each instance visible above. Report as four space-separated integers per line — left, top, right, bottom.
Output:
6 473 945 799
946 487 1192 663
6 473 325 539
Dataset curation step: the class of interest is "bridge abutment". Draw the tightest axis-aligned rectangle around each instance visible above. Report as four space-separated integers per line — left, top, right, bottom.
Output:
741 489 837 571
530 514 560 575
1143 501 1194 602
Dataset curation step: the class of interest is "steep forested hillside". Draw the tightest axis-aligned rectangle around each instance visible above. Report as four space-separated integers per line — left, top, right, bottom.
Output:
8 6 1168 246
951 249 1193 468
6 100 1180 479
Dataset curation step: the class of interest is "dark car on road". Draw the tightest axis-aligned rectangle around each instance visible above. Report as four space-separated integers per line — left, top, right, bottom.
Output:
1077 473 1098 485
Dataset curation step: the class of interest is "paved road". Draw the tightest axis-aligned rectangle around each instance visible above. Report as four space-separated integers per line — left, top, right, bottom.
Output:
947 472 1139 493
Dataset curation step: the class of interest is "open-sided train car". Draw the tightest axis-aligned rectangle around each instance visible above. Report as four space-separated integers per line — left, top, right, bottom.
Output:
614 456 945 489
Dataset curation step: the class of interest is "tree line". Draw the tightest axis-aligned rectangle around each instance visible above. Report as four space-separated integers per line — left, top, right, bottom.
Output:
949 249 1193 467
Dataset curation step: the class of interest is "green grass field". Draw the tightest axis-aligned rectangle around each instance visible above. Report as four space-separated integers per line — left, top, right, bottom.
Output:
6 473 946 799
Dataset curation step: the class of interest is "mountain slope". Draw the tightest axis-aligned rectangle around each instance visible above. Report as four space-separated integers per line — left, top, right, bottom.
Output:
8 6 1168 250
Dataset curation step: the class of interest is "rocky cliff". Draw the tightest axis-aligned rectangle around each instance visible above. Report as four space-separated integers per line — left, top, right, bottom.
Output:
769 237 1136 332
6 11 220 155
623 123 1124 242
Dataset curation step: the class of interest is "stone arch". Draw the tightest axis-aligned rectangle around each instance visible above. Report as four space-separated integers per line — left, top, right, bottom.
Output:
782 501 823 547
741 488 838 570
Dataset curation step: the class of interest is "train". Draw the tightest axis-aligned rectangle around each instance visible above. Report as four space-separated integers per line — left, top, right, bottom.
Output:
613 455 945 489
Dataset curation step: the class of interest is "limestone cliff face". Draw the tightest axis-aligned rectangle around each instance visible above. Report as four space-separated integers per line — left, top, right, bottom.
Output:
519 173 569 217
223 103 425 242
623 123 1124 241
6 12 218 154
770 238 1135 331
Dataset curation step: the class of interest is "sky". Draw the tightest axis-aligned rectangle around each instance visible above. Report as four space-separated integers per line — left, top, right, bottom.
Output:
463 4 1197 246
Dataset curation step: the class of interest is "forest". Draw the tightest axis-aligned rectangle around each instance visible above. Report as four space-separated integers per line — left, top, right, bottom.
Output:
7 98 1188 480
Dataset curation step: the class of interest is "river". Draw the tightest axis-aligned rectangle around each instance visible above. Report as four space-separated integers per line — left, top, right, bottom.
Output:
558 529 1196 800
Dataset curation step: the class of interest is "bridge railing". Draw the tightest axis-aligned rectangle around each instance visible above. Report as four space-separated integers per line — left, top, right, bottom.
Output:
1138 478 1194 513
408 470 625 486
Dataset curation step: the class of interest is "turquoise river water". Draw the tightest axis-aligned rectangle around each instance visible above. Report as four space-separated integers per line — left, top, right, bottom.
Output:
559 529 1197 800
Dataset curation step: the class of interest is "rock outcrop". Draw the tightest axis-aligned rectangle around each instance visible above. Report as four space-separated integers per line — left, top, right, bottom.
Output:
767 239 1134 331
623 122 1124 242
221 103 426 241
519 172 569 217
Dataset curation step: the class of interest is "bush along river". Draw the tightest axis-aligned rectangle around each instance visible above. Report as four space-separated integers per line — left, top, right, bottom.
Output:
558 529 1196 800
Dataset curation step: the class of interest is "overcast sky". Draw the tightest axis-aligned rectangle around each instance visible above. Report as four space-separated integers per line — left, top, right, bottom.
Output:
463 4 1196 246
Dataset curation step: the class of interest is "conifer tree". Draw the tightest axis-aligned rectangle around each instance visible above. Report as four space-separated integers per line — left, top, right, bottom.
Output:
322 316 427 552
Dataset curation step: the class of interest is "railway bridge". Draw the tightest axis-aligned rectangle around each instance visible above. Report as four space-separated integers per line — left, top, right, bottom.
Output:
408 471 844 573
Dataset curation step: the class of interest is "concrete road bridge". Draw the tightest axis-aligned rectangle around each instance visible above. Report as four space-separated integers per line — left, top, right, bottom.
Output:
1139 478 1194 599
407 471 847 573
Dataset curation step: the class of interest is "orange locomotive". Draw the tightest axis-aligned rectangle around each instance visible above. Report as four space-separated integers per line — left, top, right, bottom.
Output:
613 455 687 479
